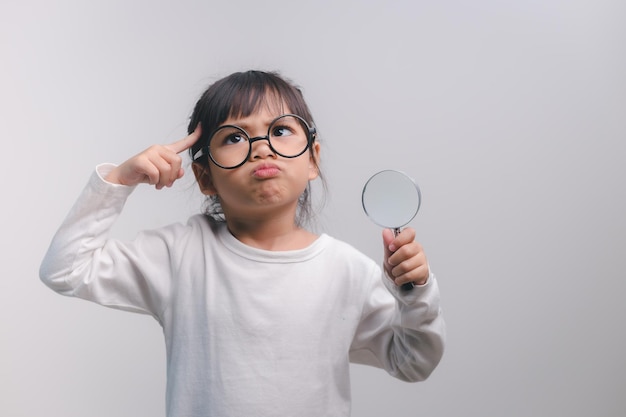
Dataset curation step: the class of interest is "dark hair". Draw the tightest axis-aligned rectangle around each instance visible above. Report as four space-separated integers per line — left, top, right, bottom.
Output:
187 70 325 226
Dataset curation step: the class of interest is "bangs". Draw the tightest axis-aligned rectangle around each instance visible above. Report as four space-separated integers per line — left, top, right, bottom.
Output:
227 86 288 120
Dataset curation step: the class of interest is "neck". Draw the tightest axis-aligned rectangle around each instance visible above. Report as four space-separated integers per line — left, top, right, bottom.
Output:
224 209 316 251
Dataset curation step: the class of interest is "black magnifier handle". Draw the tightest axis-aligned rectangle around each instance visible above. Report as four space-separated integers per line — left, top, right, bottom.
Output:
392 227 415 291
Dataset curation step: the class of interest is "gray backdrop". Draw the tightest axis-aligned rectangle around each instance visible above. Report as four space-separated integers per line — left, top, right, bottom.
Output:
2 0 625 416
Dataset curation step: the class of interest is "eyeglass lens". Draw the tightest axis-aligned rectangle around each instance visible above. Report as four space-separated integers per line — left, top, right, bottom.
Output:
209 115 310 168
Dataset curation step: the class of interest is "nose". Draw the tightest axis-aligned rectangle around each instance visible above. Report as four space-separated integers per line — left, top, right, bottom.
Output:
249 135 276 160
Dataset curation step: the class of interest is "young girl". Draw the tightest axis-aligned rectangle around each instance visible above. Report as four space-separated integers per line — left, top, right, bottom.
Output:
40 70 445 417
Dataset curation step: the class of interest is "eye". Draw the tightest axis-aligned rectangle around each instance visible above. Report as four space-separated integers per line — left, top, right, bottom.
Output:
211 126 249 148
271 125 295 137
224 133 247 145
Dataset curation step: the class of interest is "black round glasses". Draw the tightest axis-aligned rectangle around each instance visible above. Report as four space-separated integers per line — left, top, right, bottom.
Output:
193 114 317 169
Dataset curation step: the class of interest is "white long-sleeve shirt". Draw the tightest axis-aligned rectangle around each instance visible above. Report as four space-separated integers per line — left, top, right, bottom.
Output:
40 165 446 417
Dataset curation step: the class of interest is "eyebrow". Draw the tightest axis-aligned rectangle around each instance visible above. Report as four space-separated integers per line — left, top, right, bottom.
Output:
222 114 286 132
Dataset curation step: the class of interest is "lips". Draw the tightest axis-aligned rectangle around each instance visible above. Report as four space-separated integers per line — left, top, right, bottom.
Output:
252 163 280 179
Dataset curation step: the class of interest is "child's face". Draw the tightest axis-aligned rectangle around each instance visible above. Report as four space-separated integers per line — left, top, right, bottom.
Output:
194 105 320 220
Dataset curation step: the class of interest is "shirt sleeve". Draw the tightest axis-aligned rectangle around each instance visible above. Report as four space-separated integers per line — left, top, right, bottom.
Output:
349 266 446 382
39 164 179 323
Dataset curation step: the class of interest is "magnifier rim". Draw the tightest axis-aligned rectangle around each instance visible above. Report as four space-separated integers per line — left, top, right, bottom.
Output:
361 169 422 229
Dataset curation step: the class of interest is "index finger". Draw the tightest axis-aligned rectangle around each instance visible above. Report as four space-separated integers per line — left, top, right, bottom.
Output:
167 124 202 154
389 227 416 252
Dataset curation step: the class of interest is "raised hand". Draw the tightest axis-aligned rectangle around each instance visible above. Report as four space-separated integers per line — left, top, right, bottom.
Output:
105 125 201 189
382 227 430 287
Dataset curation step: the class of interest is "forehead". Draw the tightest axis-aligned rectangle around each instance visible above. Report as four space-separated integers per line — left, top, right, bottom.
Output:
222 109 294 131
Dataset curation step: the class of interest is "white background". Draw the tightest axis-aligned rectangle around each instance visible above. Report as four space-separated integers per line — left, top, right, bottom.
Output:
1 0 625 416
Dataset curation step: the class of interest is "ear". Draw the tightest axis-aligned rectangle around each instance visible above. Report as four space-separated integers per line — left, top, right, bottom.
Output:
192 162 217 195
308 142 321 181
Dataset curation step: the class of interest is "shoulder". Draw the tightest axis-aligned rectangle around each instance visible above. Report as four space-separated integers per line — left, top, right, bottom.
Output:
318 234 379 272
134 214 217 249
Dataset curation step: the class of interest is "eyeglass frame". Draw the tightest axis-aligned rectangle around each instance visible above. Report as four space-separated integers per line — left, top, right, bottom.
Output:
192 113 317 170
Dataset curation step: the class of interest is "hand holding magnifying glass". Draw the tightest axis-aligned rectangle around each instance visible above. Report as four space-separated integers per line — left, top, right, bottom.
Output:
362 170 424 291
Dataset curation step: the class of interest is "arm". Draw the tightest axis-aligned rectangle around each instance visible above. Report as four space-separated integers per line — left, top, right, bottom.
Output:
39 128 201 319
39 165 172 318
349 229 446 381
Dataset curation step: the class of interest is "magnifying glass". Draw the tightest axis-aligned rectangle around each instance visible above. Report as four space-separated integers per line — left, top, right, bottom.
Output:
362 170 422 291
